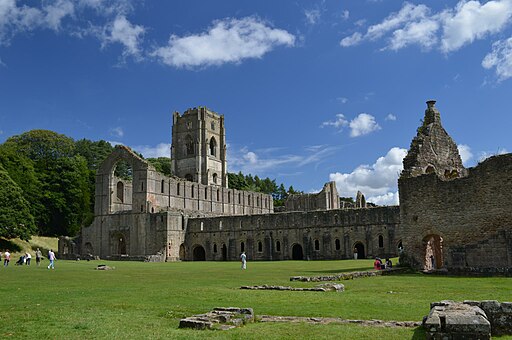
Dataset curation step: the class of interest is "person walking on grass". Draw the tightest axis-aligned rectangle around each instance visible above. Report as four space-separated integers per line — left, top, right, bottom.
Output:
47 249 56 269
4 250 10 267
35 248 42 266
25 252 31 265
240 251 247 270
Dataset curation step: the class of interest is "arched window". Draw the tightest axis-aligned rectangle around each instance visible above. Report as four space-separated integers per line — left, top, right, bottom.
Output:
258 241 263 252
248 195 251 205
335 239 341 250
191 185 195 198
238 193 241 204
177 183 180 195
186 135 194 155
205 187 208 199
211 121 215 130
276 240 281 252
241 241 245 252
185 174 193 182
213 173 218 184
209 137 217 156
257 197 260 207
161 180 165 193
116 181 124 203
228 192 231 203
213 244 217 253
314 239 320 251
216 189 220 201
378 235 384 248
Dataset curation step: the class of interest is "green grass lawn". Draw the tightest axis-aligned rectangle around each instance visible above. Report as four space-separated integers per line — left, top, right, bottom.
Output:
0 259 510 339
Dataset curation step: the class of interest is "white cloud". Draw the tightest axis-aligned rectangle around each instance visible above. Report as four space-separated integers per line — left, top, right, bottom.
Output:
110 126 124 138
329 147 407 203
101 15 145 58
151 17 295 68
478 147 509 162
341 10 350 20
385 113 397 121
132 143 171 158
340 32 363 47
440 0 512 53
482 37 512 80
44 0 75 31
349 113 381 137
320 113 349 129
227 144 338 175
341 0 512 54
457 144 473 165
337 97 348 104
367 191 399 206
304 9 321 25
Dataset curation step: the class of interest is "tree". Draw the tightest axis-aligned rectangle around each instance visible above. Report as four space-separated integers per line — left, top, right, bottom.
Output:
0 164 37 240
147 157 172 177
75 139 113 171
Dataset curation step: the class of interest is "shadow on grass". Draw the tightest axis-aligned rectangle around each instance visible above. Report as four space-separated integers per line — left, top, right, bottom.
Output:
411 326 426 339
0 238 22 252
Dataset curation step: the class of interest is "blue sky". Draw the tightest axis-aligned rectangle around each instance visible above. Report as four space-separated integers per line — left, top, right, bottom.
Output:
1 0 511 205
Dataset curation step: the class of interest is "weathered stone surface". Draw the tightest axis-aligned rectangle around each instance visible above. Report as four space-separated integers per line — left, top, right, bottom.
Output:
179 307 254 330
290 267 406 282
95 265 114 270
424 301 491 339
240 283 344 292
259 315 421 328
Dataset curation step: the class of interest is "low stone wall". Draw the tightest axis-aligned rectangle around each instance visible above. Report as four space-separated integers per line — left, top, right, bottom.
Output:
424 300 512 339
290 268 406 282
179 307 254 330
464 300 512 336
241 283 344 292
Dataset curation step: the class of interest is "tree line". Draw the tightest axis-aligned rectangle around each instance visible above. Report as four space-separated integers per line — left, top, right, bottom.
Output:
0 130 299 239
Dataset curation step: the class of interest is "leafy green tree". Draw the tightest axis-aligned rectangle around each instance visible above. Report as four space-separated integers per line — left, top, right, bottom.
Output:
75 139 113 171
4 130 75 164
147 157 172 177
0 164 37 240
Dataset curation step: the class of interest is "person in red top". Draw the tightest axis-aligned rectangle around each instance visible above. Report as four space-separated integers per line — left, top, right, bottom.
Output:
373 257 381 270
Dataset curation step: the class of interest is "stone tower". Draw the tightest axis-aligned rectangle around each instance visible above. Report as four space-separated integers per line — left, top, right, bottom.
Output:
171 107 228 188
401 100 467 180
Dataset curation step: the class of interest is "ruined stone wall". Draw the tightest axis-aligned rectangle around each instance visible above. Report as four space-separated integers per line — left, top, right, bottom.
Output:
183 206 400 261
399 154 512 271
284 181 340 212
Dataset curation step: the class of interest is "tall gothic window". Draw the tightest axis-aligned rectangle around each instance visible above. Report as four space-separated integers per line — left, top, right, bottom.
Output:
209 137 217 157
186 135 194 155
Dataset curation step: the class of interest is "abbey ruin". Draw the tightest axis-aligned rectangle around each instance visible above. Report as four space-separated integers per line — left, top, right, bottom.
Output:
60 101 512 273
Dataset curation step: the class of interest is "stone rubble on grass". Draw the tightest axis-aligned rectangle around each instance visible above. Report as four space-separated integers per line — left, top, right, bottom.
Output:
179 307 254 330
240 283 344 292
290 267 406 282
95 264 115 270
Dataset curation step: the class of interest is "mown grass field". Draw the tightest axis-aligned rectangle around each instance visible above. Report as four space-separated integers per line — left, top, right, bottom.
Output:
0 259 510 339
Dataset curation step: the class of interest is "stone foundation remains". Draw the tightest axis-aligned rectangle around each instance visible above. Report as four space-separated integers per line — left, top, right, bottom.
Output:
179 307 254 330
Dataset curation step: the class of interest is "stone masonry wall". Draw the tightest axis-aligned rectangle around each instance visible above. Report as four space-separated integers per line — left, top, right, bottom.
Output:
399 153 512 271
183 206 400 261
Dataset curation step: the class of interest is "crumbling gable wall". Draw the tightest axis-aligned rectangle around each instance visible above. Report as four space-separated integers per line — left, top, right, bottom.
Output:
399 101 512 272
284 181 340 212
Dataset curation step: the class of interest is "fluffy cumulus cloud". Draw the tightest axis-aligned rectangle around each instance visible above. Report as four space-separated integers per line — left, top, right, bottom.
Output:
151 17 295 68
132 143 171 158
101 15 145 58
482 37 512 80
341 0 512 72
321 113 380 137
457 144 473 165
349 113 381 137
385 113 397 121
0 0 144 60
329 147 407 205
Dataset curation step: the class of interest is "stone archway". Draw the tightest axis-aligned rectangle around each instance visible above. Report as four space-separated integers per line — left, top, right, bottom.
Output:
291 244 304 260
423 234 443 270
354 242 365 259
111 232 127 255
221 244 227 261
192 245 206 261
179 243 186 260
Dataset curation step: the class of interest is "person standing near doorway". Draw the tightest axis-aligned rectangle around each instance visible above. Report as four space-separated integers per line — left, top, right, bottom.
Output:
353 247 358 260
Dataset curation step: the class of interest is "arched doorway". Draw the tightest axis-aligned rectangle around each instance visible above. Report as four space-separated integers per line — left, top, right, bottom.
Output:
292 244 304 260
423 234 443 270
111 232 127 255
354 242 365 259
221 244 227 261
179 243 186 260
193 245 206 261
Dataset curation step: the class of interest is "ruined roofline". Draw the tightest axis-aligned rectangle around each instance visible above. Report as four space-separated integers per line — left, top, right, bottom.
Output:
173 106 224 118
114 144 148 165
